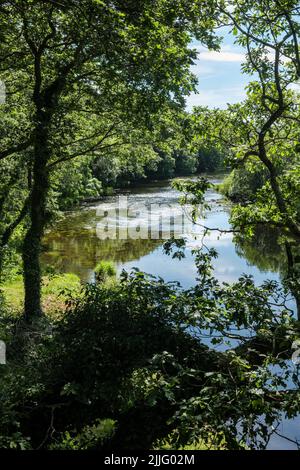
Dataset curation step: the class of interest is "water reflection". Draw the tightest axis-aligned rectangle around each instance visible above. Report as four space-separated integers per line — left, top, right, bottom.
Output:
41 174 299 449
235 227 287 274
42 222 161 282
42 175 283 287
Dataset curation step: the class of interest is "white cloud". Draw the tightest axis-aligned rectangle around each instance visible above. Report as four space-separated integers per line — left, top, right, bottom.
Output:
194 45 245 63
264 47 291 64
187 44 248 109
190 62 216 79
198 50 245 63
186 86 246 110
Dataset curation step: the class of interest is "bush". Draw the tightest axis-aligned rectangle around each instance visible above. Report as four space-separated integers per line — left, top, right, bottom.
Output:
94 261 116 283
174 153 197 176
219 167 268 202
0 257 298 450
50 419 116 450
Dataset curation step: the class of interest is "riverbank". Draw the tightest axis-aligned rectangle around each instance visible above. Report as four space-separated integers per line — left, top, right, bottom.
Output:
41 174 283 286
2 174 299 450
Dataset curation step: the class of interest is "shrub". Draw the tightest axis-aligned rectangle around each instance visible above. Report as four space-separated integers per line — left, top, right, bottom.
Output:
50 419 116 450
0 257 298 450
94 261 116 283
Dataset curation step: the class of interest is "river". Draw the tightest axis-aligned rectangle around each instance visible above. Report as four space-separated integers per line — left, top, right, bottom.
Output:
42 174 299 449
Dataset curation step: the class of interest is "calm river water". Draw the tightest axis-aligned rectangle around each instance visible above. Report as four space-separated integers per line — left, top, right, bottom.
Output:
42 174 299 449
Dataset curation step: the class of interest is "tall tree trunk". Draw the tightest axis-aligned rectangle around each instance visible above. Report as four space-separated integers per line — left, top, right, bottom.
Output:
22 112 51 321
20 26 72 321
258 138 300 239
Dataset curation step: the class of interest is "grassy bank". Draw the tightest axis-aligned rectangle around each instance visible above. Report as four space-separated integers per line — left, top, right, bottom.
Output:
1 273 81 316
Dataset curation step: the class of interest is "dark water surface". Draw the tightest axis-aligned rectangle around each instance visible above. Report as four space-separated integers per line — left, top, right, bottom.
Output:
42 174 299 449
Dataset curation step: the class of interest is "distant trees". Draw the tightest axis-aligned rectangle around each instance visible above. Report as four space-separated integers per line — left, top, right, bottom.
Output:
196 145 226 173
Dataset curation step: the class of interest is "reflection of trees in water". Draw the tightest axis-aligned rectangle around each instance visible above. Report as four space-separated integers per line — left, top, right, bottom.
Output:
234 226 300 319
234 226 287 275
235 225 300 277
41 189 181 279
41 226 161 280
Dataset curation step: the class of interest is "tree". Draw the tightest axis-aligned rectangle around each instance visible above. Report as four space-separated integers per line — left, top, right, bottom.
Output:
219 1 300 231
0 0 219 320
189 0 300 238
189 0 300 317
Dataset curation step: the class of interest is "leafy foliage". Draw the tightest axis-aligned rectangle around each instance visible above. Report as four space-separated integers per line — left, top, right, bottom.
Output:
0 250 299 450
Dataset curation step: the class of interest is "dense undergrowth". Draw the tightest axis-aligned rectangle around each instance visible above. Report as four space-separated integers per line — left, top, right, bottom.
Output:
0 251 299 450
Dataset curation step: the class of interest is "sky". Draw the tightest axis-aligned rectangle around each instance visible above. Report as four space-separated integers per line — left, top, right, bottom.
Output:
186 31 250 110
186 29 300 111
